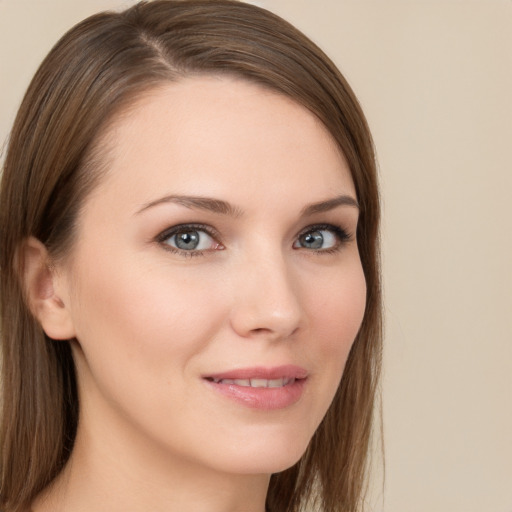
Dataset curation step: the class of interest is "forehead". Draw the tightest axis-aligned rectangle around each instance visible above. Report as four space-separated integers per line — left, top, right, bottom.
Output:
87 76 355 212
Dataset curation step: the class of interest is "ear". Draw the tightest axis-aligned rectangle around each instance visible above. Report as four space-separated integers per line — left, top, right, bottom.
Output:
20 237 76 340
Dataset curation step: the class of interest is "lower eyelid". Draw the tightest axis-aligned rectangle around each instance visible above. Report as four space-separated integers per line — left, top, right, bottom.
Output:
155 223 352 256
155 224 217 252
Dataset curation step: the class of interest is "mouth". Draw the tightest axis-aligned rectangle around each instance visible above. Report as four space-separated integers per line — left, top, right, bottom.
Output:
205 377 297 388
203 365 308 410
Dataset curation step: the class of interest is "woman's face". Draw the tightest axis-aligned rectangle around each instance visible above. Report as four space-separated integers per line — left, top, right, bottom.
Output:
58 76 366 476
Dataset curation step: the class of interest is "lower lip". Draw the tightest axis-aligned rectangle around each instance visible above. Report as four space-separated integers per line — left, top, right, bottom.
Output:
204 379 306 410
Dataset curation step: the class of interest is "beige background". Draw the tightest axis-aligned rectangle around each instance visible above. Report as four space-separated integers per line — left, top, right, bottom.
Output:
1 1 511 511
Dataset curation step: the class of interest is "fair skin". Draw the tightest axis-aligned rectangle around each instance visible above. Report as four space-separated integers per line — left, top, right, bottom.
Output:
29 76 366 512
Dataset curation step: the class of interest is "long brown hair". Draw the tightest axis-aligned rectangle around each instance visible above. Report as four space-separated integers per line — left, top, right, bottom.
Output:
0 1 382 511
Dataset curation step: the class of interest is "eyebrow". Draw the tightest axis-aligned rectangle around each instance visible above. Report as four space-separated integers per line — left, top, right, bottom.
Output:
136 195 243 217
301 195 360 215
136 193 359 217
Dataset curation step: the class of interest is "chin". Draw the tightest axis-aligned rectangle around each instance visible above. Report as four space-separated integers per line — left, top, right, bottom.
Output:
209 430 312 476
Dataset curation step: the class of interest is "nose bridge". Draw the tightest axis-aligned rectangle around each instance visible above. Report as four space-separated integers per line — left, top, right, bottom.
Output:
229 243 303 339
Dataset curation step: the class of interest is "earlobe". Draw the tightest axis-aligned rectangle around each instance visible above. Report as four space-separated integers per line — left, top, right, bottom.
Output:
20 237 76 340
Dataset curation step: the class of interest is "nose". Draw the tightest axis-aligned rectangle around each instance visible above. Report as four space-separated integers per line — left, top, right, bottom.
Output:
228 250 304 341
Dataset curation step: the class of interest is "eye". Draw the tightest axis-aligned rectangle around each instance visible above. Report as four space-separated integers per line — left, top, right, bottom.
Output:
158 224 223 254
293 224 349 252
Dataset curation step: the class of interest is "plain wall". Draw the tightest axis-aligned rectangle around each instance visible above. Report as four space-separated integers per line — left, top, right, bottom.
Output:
1 1 511 511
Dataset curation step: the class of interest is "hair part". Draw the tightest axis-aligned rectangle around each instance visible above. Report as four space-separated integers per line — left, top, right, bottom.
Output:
0 2 382 511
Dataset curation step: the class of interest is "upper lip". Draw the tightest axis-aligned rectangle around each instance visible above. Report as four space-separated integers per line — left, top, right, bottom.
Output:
204 365 308 381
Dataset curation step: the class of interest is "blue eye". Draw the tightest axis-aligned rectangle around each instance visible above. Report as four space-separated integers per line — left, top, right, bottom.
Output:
159 225 222 253
294 225 349 251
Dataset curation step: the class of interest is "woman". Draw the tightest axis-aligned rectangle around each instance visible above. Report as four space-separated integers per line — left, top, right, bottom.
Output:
0 1 381 511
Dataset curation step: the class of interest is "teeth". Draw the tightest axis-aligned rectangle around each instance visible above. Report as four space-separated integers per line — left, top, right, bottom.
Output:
250 378 268 388
233 379 250 386
213 377 295 388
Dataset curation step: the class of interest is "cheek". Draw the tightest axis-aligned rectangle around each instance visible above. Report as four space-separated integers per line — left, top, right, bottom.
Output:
303 259 367 397
67 256 235 447
309 261 367 348
68 254 228 382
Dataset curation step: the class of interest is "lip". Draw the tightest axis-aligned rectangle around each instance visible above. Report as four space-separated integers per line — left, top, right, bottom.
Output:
206 365 308 381
203 365 308 410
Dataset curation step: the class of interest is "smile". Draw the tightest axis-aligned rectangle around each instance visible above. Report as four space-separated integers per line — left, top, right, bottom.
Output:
207 377 295 388
204 365 308 410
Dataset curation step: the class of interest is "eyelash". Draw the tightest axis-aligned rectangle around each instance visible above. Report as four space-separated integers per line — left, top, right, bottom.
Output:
155 223 352 257
156 223 221 258
295 223 352 255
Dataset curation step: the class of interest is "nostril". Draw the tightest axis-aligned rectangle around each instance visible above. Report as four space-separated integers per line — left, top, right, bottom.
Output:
248 325 300 339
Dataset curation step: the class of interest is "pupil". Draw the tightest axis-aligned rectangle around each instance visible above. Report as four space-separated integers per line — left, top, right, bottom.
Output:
302 231 323 249
176 231 199 250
